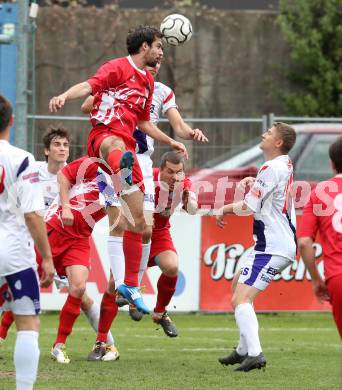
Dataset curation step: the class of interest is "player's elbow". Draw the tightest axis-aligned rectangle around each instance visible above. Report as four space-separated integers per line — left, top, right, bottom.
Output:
24 211 40 223
81 102 91 114
24 211 43 232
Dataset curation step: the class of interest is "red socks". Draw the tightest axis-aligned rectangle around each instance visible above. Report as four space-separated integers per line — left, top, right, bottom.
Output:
0 311 14 339
154 274 178 314
123 231 142 287
54 294 82 346
96 292 118 343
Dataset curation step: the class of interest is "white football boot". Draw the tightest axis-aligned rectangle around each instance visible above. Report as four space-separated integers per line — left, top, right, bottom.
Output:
51 343 71 364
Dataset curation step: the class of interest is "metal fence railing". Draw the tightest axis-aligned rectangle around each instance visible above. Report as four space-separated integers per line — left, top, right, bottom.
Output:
26 114 342 168
27 114 268 169
269 114 342 125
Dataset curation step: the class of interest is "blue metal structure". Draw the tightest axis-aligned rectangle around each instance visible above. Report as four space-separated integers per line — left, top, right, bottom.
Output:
0 3 17 143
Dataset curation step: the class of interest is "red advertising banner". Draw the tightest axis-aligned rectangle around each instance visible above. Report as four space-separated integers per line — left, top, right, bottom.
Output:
200 215 330 312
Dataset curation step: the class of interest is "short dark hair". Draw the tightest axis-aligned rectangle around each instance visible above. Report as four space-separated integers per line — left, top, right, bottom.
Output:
274 122 297 154
160 151 185 170
329 137 342 173
42 125 71 161
126 26 163 55
0 95 13 133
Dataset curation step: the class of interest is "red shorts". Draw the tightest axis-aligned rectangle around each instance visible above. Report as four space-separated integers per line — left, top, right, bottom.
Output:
87 124 144 187
148 229 177 267
36 229 90 277
326 273 342 339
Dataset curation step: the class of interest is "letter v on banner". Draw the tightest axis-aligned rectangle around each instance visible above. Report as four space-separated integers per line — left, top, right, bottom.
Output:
140 272 155 294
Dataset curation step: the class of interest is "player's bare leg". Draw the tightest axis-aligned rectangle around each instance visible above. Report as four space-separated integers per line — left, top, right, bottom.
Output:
51 265 88 364
151 250 179 337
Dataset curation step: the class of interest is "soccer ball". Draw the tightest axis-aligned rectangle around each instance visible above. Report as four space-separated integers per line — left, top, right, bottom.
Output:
160 14 193 46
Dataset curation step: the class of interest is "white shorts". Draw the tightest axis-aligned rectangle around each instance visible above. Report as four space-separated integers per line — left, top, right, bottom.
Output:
238 252 292 291
98 154 155 211
0 267 40 315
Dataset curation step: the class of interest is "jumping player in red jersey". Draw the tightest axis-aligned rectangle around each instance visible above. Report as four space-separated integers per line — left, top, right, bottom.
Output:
40 156 118 363
49 26 187 314
87 151 198 360
298 137 342 339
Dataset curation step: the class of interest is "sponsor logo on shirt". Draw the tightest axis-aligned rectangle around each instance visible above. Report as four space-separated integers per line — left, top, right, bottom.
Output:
22 171 40 183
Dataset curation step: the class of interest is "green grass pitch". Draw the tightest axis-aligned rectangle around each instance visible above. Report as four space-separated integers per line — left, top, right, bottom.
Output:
0 312 341 389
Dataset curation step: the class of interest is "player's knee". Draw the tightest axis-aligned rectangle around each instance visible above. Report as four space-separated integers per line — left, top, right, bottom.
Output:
81 294 94 311
109 223 125 237
163 265 178 278
231 293 238 309
109 212 126 237
100 137 125 159
69 284 86 299
232 291 250 309
130 216 146 233
142 225 152 243
14 314 40 332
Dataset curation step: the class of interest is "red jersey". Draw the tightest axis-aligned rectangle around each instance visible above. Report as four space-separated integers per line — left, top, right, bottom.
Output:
153 168 192 231
46 156 106 239
87 56 154 148
298 175 342 280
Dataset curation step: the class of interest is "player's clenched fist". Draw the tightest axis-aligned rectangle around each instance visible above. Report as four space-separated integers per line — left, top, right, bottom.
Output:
61 205 74 226
40 256 55 288
216 207 227 228
49 95 66 112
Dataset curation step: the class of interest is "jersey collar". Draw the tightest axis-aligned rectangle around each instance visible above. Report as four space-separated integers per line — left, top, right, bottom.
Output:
127 56 146 75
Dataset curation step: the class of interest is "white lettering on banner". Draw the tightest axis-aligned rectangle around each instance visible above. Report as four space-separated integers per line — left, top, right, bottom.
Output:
203 242 324 282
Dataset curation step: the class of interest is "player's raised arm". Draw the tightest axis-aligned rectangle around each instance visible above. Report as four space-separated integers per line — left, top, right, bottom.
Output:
166 107 208 142
138 120 188 159
216 201 253 228
49 81 92 112
57 171 74 226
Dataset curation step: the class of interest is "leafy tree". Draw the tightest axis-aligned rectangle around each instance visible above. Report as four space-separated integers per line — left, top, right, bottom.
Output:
278 0 341 116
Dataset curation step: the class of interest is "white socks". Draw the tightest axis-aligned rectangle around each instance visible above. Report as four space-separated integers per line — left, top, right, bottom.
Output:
14 330 39 390
236 334 248 356
234 303 262 357
82 302 114 346
138 242 151 286
107 236 125 288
